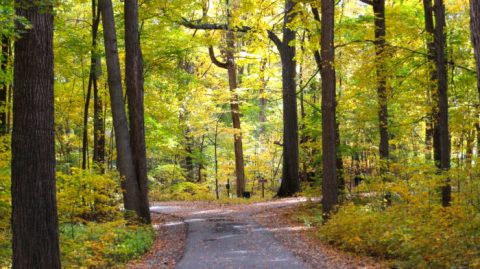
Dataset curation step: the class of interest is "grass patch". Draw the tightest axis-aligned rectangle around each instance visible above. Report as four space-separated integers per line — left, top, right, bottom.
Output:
60 220 155 268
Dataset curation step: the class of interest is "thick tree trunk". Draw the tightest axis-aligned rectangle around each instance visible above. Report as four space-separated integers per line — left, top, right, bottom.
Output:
434 0 451 206
99 0 144 219
125 0 151 223
11 4 61 268
312 6 344 193
473 0 480 94
0 35 8 135
373 0 390 160
321 0 338 217
277 0 300 197
424 0 441 164
471 0 480 161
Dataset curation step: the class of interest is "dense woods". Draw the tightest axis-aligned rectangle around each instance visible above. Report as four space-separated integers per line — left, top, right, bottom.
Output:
0 0 480 267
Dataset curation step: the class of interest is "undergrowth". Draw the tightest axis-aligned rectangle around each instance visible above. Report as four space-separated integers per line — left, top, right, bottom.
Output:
293 163 480 268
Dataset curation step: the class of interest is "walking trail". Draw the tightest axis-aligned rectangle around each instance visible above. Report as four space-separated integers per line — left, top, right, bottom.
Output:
129 198 383 269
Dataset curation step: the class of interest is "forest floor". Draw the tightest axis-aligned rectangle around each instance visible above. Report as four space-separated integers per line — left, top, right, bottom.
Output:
128 198 384 269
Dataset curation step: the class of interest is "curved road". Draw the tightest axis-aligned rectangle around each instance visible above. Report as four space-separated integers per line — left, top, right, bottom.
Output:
150 199 309 269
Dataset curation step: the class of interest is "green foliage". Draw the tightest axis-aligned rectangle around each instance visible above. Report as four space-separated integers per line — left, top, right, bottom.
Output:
57 168 122 223
319 203 480 268
150 181 215 201
1 167 154 268
60 221 155 268
311 165 480 268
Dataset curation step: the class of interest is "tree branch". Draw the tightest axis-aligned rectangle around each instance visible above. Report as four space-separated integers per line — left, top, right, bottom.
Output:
267 30 282 49
180 18 251 32
360 0 374 5
180 18 283 49
336 39 476 73
208 46 228 69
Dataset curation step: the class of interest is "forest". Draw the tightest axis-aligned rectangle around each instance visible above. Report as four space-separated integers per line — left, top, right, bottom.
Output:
0 0 480 268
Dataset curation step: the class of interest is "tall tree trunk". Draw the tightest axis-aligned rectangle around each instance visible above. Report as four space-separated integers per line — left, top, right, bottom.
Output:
11 3 61 268
471 0 480 160
312 6 344 193
99 0 144 220
226 30 246 197
0 35 8 135
434 0 451 206
92 0 106 171
321 0 338 217
276 0 300 197
82 0 102 170
373 0 389 160
225 0 246 197
424 0 441 164
124 0 151 223
82 73 92 170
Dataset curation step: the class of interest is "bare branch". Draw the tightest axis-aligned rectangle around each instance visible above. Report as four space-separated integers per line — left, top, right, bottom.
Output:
180 18 251 32
208 46 228 69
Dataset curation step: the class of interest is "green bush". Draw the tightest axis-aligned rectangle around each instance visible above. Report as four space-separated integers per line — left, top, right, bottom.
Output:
150 181 215 201
60 221 155 268
57 168 123 222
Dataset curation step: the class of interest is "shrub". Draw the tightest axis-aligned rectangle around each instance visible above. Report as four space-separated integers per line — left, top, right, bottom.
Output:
57 168 122 223
60 220 155 268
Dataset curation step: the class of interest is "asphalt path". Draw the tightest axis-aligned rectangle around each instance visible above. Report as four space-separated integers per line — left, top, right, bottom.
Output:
150 199 309 269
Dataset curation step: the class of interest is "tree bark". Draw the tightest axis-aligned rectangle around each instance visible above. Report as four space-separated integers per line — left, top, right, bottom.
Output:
321 0 339 217
276 0 300 197
433 0 451 206
99 0 144 219
92 0 105 171
125 0 151 223
225 29 246 197
11 3 61 268
424 0 441 164
473 0 480 96
311 6 344 194
471 0 480 160
372 0 389 160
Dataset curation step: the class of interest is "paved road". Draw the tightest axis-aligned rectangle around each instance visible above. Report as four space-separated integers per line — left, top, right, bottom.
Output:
150 200 309 269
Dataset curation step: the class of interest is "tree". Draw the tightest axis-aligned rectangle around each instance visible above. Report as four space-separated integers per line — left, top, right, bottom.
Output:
91 0 106 170
99 0 145 220
82 0 102 170
125 0 151 223
361 0 389 161
423 0 451 206
180 0 300 197
321 0 338 217
471 0 480 104
275 0 300 197
205 0 247 197
11 2 61 267
433 0 451 206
